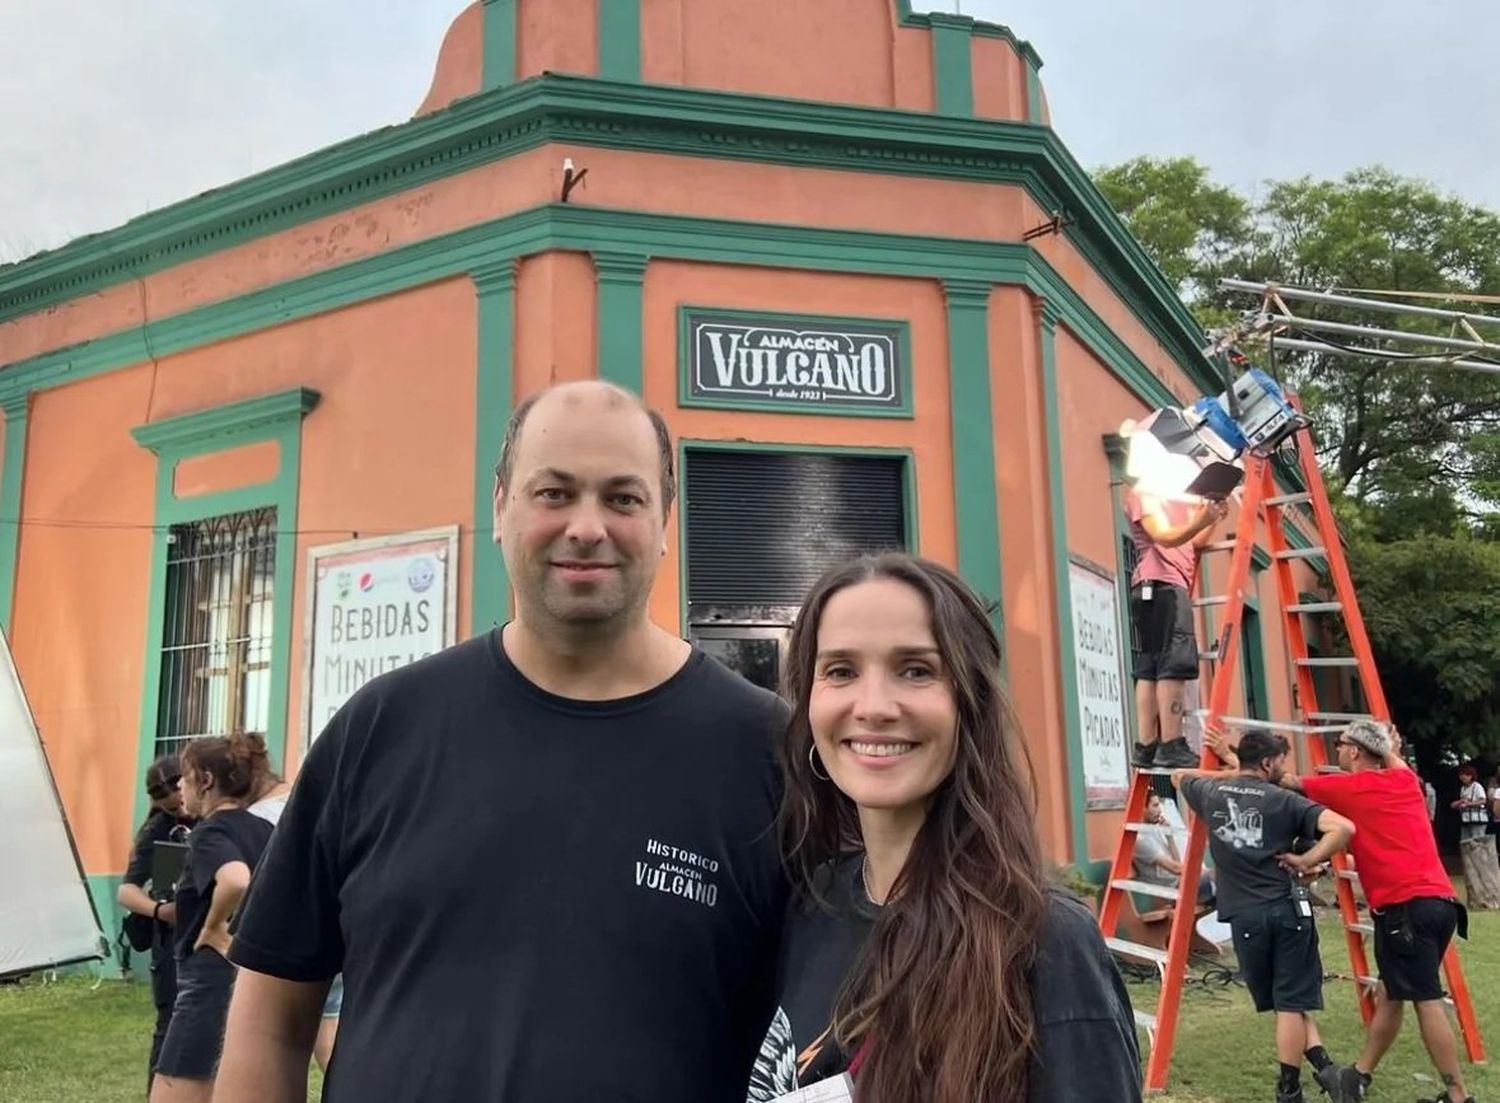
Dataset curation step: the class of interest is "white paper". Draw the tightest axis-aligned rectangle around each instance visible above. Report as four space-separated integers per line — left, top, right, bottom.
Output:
770 1075 855 1103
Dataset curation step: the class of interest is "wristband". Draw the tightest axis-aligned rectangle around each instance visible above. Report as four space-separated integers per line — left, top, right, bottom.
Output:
152 901 164 922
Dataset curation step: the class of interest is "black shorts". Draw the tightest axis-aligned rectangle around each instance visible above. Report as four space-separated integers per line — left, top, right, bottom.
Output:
1230 902 1324 1013
1373 897 1463 1003
154 948 237 1081
1130 582 1199 681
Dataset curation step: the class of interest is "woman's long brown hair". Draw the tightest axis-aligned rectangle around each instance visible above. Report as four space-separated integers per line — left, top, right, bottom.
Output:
780 553 1048 1103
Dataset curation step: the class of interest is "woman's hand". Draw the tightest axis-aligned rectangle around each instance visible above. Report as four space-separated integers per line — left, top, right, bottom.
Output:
195 924 233 957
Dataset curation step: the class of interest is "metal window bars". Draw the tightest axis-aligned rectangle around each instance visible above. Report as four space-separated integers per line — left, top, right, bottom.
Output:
154 507 276 761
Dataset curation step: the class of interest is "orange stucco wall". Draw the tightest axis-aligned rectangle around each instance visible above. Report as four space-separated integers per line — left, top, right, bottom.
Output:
414 1 484 117
15 280 479 873
173 440 280 498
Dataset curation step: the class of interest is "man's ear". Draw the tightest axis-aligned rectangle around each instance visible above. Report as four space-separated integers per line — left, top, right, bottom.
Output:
492 478 506 546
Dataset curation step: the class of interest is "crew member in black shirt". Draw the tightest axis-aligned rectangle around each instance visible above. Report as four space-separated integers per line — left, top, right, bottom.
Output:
118 755 194 1091
1173 731 1361 1103
218 381 788 1103
750 553 1140 1103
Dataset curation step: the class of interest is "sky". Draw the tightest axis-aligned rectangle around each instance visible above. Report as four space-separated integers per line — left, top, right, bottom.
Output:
3 1 1498 263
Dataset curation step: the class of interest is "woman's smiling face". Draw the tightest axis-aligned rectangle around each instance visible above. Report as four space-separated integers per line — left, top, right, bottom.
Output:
808 577 959 814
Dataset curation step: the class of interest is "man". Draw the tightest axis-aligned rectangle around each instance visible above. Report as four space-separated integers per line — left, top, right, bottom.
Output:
1283 720 1475 1103
1173 731 1360 1103
1132 791 1215 906
1124 481 1228 770
214 381 789 1102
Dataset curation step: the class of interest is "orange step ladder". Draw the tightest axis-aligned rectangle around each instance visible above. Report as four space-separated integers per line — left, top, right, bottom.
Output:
1098 416 1486 1093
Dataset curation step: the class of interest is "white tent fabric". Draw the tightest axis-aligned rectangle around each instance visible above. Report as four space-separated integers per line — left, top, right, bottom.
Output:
0 631 104 977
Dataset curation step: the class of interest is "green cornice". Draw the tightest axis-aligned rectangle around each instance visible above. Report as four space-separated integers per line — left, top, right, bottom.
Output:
0 75 1213 399
131 387 321 455
891 1 1042 67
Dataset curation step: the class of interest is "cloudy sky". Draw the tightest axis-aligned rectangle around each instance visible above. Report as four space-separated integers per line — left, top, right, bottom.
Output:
3 1 1497 263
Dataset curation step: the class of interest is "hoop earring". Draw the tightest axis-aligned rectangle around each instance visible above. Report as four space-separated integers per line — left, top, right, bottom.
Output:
808 743 830 782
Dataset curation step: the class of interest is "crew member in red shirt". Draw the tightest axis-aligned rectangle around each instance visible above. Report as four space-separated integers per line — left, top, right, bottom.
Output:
1283 720 1471 1103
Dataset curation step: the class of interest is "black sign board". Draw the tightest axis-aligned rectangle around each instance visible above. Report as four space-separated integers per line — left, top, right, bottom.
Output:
680 309 911 417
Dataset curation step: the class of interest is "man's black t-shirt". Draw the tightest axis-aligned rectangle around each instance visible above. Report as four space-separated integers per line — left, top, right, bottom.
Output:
173 809 273 959
231 630 789 1103
1180 775 1325 921
747 856 1142 1102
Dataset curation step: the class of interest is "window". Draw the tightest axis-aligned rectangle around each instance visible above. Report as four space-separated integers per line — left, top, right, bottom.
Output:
154 507 276 759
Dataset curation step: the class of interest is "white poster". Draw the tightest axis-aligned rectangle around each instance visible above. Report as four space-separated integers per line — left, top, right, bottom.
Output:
303 527 459 744
1069 558 1132 809
0 630 104 978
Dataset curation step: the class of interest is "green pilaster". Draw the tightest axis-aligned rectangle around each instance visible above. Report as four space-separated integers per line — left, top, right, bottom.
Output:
598 0 642 81
1038 301 1089 864
928 13 975 117
594 252 648 394
473 262 516 634
0 392 29 633
942 279 1004 643
482 0 518 90
1025 55 1045 124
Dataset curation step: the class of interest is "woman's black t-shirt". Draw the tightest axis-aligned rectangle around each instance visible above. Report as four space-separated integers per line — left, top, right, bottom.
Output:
748 855 1143 1102
172 809 274 959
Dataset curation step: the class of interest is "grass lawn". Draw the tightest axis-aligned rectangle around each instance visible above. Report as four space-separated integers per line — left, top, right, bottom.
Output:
0 973 324 1103
1138 909 1500 1101
1 913 1495 1101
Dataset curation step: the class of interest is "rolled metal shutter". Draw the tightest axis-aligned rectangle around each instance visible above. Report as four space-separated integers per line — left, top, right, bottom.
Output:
684 449 907 609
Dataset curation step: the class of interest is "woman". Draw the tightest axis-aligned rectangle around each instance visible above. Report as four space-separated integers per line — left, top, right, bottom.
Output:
751 554 1140 1102
118 755 195 1093
150 732 276 1103
1453 762 1500 909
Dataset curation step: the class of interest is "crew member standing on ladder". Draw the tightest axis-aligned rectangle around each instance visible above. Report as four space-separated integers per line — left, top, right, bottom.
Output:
1124 480 1228 770
1172 730 1360 1103
1278 720 1477 1103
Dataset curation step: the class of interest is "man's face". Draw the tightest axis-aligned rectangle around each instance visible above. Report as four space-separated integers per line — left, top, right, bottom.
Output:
1146 794 1164 823
1261 752 1288 785
495 387 667 632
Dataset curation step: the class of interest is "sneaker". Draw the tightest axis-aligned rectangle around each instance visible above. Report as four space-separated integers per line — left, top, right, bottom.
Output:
1153 738 1199 770
1132 742 1157 769
1314 1064 1363 1103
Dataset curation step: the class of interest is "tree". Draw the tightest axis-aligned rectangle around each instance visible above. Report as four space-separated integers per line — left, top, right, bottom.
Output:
1096 158 1500 531
1346 536 1500 765
1093 156 1253 308
1095 157 1500 765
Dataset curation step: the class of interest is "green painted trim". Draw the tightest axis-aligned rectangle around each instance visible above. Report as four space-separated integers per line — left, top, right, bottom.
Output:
0 75 1215 403
1039 304 1089 864
1024 55 1044 125
0 393 30 632
676 439 919 635
130 387 319 454
891 0 1042 68
481 0 517 90
86 874 131 978
928 14 975 118
1251 544 1272 572
598 0 642 82
129 388 320 830
472 263 515 635
942 280 1005 648
1242 605 1270 721
594 252 648 394
1101 434 1140 752
0 206 1179 426
674 305 914 419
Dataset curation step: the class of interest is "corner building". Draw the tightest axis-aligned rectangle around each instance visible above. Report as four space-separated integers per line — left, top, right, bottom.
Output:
0 0 1338 948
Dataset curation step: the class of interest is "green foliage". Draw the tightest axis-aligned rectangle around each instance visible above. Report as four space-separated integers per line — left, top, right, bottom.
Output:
1095 158 1500 528
1095 156 1500 762
1347 536 1500 765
